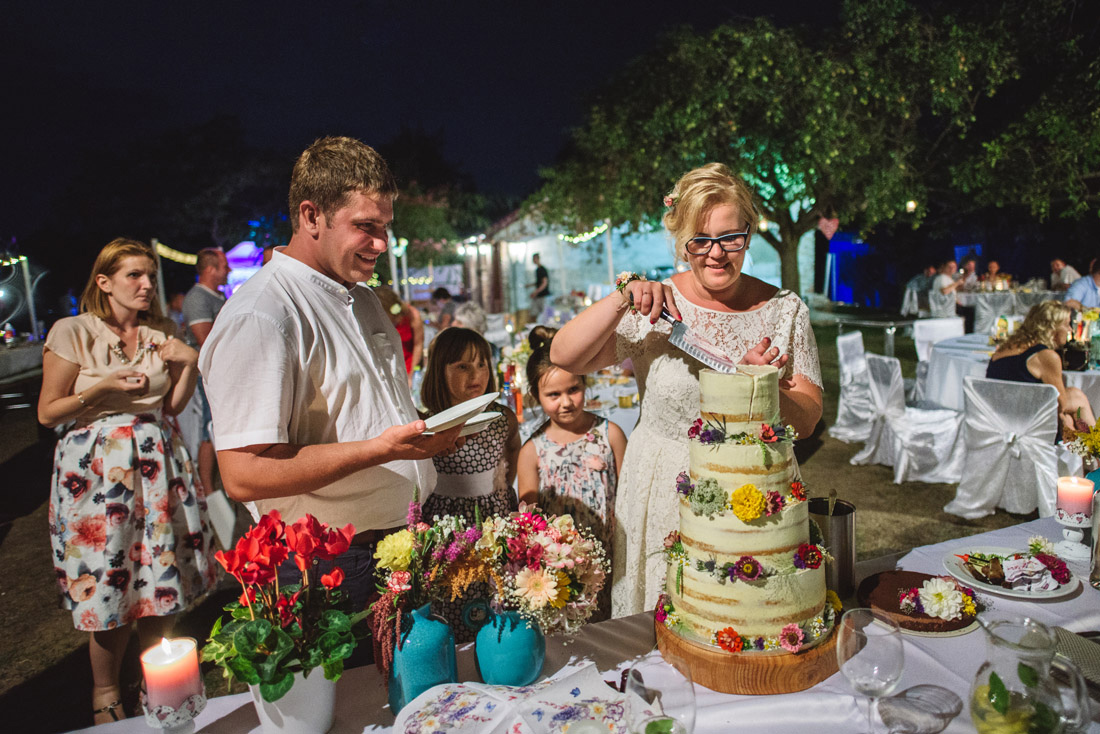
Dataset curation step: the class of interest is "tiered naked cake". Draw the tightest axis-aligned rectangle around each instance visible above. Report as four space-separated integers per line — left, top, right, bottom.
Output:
655 366 839 694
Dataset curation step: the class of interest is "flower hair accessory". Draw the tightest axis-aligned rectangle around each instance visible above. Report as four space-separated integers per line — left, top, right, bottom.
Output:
663 195 677 208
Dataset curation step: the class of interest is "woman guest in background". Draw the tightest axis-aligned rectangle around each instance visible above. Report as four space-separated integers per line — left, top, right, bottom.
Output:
419 327 520 640
551 163 822 618
986 300 1095 432
38 238 217 724
375 285 424 387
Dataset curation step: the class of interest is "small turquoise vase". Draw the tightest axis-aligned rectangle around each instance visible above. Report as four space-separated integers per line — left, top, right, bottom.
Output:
475 610 546 686
389 603 457 713
1086 467 1100 487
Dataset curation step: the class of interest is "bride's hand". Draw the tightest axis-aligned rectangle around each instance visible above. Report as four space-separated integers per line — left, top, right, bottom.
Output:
741 337 789 370
624 280 681 323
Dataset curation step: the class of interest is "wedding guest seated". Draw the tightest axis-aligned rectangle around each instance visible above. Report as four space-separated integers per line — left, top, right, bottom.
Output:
904 264 936 312
984 260 1002 281
986 300 1095 433
1050 258 1081 292
1064 259 1100 312
929 260 961 317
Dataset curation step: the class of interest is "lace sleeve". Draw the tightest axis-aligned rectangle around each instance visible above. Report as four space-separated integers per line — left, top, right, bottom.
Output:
788 299 823 389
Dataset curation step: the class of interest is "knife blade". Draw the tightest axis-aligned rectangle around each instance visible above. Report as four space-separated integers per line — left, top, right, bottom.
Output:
656 308 738 373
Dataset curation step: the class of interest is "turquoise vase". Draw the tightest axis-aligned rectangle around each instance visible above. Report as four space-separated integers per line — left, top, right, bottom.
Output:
1086 467 1100 486
475 610 546 686
388 603 457 713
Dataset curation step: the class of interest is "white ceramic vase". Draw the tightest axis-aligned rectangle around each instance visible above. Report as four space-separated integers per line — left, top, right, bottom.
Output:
249 669 336 734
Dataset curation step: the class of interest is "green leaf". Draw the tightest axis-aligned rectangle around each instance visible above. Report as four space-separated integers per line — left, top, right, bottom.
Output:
225 655 260 685
233 619 273 655
258 671 295 703
1029 701 1058 734
988 671 1009 715
645 718 678 734
322 659 345 681
1017 662 1039 688
319 609 352 634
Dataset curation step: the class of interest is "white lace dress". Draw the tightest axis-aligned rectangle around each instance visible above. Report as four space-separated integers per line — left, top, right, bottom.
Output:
610 281 822 617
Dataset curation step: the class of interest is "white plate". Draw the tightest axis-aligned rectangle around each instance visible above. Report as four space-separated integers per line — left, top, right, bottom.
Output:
941 546 1080 600
423 392 500 433
458 411 500 437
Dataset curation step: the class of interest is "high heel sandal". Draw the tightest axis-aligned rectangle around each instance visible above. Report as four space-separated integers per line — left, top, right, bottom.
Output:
93 699 123 722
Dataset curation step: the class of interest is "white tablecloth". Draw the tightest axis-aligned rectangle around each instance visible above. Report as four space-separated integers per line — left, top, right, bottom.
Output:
71 518 1100 734
0 342 43 381
924 333 1100 413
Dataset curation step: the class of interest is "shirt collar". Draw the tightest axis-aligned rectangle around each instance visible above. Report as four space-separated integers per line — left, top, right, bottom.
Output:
271 249 359 305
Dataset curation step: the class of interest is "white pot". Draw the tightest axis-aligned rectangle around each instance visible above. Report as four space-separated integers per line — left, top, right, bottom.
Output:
249 669 336 734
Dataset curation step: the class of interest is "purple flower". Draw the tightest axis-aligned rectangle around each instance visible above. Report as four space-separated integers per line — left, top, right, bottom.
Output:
462 527 482 545
407 501 422 528
444 542 463 562
754 637 766 650
732 556 763 582
675 472 693 496
703 559 716 573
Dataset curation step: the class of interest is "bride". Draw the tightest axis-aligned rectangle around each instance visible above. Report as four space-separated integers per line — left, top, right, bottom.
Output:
550 163 823 617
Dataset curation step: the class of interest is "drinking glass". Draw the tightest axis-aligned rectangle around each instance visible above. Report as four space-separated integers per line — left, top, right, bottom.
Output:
624 656 695 734
837 608 905 733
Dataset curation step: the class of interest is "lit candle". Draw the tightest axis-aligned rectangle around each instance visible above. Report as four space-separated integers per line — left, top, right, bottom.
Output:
141 637 202 710
1057 476 1095 518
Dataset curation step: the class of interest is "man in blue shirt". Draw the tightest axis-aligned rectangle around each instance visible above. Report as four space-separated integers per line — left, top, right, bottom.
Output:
1064 260 1100 311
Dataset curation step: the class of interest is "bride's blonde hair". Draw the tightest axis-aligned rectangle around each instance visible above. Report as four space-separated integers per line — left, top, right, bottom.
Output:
662 163 759 262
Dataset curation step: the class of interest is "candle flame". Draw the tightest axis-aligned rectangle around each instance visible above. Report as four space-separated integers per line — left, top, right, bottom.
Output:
160 637 173 655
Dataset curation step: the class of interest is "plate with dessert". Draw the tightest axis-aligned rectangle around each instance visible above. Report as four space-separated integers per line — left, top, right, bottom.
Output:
942 545 1079 600
857 570 981 636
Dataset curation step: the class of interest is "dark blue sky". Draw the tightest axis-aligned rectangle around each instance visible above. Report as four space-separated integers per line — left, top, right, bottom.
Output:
3 0 840 237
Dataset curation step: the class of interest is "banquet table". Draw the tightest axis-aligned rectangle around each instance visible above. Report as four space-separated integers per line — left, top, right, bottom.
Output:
956 290 1060 334
70 518 1100 733
924 333 1100 413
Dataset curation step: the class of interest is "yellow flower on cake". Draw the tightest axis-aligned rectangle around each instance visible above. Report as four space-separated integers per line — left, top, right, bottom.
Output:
374 529 415 571
515 567 557 609
962 596 976 616
826 589 843 613
730 483 766 522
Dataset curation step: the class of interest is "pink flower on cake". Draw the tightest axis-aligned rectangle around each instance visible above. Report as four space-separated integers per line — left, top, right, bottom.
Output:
764 491 785 516
663 531 681 549
716 627 743 653
731 555 763 582
687 419 703 439
779 623 805 652
654 594 670 624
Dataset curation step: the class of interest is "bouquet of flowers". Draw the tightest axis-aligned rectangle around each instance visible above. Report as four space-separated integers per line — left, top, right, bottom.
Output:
368 501 485 677
476 504 609 636
201 511 363 702
1064 421 1100 462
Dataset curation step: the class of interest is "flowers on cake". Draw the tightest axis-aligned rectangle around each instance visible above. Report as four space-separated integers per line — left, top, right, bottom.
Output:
789 481 807 502
715 627 744 653
729 555 764 582
792 543 824 570
688 418 726 444
688 477 727 516
686 418 797 451
825 590 843 613
897 576 981 621
778 623 805 653
730 483 766 522
674 471 693 496
764 490 785 516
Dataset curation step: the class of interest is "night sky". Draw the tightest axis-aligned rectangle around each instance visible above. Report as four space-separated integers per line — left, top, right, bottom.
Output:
3 0 841 239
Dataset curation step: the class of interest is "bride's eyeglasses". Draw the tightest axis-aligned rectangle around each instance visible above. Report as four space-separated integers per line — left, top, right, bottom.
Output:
684 232 750 255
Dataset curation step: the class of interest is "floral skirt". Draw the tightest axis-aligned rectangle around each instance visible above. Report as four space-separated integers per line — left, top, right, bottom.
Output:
49 412 218 631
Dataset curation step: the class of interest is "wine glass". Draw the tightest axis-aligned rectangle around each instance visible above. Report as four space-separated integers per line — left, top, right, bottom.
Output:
624 655 696 734
836 608 905 733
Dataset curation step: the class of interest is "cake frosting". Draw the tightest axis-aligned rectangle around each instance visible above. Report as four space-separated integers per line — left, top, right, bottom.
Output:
658 366 835 654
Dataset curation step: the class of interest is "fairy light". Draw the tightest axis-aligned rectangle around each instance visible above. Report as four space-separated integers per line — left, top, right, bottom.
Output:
905 200 917 213
559 222 609 245
154 242 197 265
0 255 28 267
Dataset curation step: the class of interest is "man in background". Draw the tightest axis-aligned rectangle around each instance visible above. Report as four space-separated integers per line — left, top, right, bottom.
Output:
182 247 230 496
1065 259 1100 311
528 253 550 321
1051 258 1081 292
431 287 456 330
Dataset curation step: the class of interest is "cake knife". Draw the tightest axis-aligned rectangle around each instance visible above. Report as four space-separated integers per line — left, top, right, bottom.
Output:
656 308 739 373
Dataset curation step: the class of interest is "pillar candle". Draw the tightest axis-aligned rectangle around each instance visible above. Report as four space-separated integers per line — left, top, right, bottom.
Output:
141 637 202 710
1057 476 1095 517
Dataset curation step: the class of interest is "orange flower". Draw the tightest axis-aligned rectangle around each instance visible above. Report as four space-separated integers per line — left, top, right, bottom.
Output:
716 627 743 653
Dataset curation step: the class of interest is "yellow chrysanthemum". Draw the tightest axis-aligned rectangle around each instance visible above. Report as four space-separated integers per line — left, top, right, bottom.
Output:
962 596 976 616
730 483 766 523
826 590 843 613
374 529 415 571
1083 308 1100 322
549 571 571 609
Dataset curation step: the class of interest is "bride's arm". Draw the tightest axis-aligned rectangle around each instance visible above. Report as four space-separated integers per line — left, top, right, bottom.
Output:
778 377 822 438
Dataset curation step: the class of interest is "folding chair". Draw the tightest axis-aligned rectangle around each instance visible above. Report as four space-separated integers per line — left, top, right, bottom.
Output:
945 377 1083 518
830 331 874 443
851 353 965 484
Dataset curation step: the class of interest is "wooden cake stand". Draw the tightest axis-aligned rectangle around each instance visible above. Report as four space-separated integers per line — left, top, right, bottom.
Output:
655 618 839 695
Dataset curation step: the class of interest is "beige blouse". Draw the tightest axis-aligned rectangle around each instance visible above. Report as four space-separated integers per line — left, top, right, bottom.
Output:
44 313 176 422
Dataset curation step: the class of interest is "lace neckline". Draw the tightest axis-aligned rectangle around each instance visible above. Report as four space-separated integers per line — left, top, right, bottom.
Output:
668 278 786 316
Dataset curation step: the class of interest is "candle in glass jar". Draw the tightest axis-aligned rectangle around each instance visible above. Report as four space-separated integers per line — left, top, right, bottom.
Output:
141 637 202 710
1057 476 1095 517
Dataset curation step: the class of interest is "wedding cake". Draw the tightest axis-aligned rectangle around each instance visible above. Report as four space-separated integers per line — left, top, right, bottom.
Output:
656 366 836 655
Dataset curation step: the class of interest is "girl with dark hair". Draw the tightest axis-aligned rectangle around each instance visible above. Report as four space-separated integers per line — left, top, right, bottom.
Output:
419 327 520 640
517 328 626 622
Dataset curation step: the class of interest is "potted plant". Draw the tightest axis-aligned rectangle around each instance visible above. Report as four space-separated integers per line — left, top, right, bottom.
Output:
202 511 364 734
369 501 485 712
473 504 610 685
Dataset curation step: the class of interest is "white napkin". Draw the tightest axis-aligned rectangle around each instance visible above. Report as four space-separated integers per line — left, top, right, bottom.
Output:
395 664 650 734
1003 556 1059 591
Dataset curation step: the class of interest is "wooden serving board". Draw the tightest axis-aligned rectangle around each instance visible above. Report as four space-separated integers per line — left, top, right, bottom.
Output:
655 619 838 695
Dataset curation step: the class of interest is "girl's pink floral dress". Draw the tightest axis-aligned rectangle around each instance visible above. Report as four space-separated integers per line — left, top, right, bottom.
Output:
46 314 217 631
530 415 617 621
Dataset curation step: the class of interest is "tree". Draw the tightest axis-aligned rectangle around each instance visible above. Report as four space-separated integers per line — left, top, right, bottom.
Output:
532 0 1019 292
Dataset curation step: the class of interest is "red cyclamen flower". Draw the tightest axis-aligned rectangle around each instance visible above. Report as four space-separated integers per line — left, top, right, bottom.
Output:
320 567 345 589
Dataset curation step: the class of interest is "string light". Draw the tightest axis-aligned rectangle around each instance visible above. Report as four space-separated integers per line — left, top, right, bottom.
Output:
559 222 609 244
155 242 198 265
905 200 917 213
0 255 28 267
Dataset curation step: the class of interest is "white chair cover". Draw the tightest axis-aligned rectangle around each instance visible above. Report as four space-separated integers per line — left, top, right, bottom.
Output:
945 377 1080 518
901 284 921 316
911 317 966 404
973 292 1016 335
830 331 874 443
851 354 965 484
928 289 957 318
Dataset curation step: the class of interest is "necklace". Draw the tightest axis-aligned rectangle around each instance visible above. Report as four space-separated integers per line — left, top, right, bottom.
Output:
109 338 154 365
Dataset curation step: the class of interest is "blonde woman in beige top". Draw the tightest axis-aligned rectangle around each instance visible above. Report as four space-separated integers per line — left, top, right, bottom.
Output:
38 238 217 724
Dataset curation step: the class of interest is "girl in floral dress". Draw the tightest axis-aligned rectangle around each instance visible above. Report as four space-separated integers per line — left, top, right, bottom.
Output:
420 328 520 640
517 330 627 622
39 239 217 724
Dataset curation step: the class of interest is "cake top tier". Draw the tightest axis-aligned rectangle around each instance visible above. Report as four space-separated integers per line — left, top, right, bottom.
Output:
699 365 780 429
